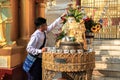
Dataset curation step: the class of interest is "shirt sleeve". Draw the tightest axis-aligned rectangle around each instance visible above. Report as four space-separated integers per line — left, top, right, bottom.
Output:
47 17 63 32
26 35 42 55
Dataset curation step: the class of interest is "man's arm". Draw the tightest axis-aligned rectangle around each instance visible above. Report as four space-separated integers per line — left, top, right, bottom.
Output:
47 17 62 32
26 35 42 55
47 13 67 32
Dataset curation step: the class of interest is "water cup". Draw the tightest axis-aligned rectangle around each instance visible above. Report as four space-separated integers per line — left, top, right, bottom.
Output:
64 49 69 53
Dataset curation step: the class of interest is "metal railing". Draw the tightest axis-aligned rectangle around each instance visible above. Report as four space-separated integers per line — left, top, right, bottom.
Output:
94 25 120 39
81 0 120 39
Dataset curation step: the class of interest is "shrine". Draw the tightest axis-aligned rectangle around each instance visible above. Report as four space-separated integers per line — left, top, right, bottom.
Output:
0 0 120 80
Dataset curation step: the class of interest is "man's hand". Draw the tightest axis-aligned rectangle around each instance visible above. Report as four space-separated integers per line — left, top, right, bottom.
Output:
61 12 67 18
60 10 67 19
60 12 67 23
41 47 47 52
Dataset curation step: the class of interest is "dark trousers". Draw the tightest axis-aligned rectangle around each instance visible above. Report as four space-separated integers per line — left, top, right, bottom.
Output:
27 58 42 80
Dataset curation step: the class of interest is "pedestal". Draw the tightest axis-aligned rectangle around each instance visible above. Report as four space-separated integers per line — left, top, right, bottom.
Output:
42 52 95 80
0 46 25 68
0 46 27 80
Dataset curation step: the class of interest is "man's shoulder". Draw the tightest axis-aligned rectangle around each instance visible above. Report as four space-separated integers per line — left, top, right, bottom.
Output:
33 30 41 34
31 30 40 36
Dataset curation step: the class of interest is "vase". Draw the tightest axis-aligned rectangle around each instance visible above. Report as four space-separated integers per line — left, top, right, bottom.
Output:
85 32 94 52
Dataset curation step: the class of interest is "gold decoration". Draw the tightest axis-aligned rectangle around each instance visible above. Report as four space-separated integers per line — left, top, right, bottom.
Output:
62 17 86 43
0 13 7 47
42 52 95 72
0 2 16 48
42 52 95 80
91 23 102 33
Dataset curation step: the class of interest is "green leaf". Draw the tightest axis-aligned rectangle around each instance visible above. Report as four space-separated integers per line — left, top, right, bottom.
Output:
57 31 66 40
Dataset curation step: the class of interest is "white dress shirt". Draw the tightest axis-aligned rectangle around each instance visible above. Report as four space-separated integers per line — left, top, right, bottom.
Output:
26 17 62 58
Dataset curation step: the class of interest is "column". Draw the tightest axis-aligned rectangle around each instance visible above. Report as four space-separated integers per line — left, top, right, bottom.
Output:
76 0 81 6
10 0 19 41
36 0 46 18
19 0 35 40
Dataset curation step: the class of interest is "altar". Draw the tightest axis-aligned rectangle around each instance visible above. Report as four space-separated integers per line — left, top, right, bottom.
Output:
42 52 95 80
42 1 97 79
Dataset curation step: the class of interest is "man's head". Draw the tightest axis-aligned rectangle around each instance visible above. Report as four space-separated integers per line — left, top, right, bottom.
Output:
34 17 47 31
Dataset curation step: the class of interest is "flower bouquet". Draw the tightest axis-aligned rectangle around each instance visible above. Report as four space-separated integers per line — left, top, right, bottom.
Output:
54 4 102 48
64 4 103 38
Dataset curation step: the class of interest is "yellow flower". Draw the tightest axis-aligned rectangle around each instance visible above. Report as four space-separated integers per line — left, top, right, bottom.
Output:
91 23 102 33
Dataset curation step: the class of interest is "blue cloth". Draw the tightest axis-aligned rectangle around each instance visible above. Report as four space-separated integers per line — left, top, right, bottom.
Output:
23 53 36 72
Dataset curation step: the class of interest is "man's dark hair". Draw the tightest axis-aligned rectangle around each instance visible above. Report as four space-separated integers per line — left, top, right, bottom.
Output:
34 17 46 27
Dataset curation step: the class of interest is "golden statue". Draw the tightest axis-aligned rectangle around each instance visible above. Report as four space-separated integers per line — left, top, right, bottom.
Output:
63 17 83 41
60 16 87 49
0 2 16 48
0 12 7 47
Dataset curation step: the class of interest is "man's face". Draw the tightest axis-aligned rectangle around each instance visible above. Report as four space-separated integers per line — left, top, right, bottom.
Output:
41 23 47 31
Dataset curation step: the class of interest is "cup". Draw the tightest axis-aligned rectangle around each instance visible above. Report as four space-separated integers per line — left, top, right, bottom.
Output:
77 49 83 53
51 49 56 53
57 49 63 53
88 48 93 52
64 49 69 53
70 49 76 53
46 47 52 52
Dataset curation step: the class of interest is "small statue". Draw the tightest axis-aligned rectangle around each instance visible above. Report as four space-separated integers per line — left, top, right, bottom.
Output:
57 16 87 49
0 13 7 47
0 3 16 48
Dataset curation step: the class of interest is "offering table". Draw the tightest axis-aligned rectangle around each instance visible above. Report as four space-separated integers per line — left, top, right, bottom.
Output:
42 52 95 80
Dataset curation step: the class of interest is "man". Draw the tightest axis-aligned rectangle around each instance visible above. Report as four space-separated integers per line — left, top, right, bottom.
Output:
23 13 66 80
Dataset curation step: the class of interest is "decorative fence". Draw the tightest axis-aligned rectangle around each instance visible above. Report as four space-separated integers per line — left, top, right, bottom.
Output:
81 0 120 39
94 25 120 39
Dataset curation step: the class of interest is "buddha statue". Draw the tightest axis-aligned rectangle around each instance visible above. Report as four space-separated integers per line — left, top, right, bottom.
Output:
59 16 87 50
0 12 7 47
0 4 16 48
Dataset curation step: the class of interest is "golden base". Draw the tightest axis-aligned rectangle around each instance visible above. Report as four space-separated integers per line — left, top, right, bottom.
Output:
0 46 25 68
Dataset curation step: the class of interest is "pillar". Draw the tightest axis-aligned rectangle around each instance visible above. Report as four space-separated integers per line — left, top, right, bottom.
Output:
19 0 36 41
76 0 81 6
10 0 19 41
36 0 46 18
18 0 46 46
